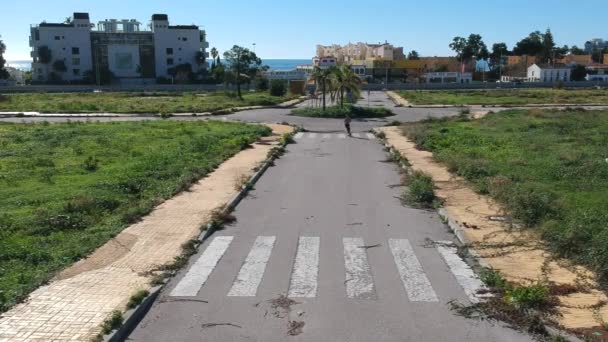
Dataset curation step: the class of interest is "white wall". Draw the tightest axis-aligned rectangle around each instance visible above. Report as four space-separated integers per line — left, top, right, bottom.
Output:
32 23 92 82
153 21 205 78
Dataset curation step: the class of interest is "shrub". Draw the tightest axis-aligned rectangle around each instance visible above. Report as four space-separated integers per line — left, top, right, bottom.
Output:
255 77 269 91
505 282 550 309
126 289 150 309
100 310 123 334
479 268 508 289
506 185 558 227
82 156 99 172
269 80 287 97
405 171 436 207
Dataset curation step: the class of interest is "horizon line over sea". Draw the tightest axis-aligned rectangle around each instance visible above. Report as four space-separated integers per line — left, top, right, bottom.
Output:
6 59 312 72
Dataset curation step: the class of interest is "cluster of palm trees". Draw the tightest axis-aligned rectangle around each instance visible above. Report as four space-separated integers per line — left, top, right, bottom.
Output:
308 65 362 111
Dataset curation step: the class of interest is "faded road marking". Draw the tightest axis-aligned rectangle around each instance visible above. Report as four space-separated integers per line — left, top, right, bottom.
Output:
436 241 489 304
389 239 438 302
343 238 376 299
170 236 234 297
366 133 375 140
288 237 320 298
228 236 276 297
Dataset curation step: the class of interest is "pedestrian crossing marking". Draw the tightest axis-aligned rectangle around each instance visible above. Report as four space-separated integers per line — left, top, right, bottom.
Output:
227 236 276 297
351 133 361 138
436 241 489 303
169 236 475 303
343 238 376 299
366 133 375 139
389 239 439 302
308 133 317 138
294 132 304 139
288 237 320 298
170 236 233 297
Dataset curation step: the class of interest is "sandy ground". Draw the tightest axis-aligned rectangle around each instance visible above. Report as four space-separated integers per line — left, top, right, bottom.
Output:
378 126 607 330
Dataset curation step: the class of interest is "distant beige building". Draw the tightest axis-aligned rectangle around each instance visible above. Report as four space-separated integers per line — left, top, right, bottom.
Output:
316 42 405 63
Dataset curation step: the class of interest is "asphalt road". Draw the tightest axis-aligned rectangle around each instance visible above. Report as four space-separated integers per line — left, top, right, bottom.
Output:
0 91 462 131
128 122 533 341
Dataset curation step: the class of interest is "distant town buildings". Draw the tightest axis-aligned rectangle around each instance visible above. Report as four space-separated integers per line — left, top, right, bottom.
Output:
29 13 209 84
425 72 472 84
527 64 571 82
315 42 405 64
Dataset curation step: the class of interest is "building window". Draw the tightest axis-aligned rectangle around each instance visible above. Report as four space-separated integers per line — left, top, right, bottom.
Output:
73 69 80 76
72 47 80 55
166 48 173 55
72 57 80 66
54 36 60 40
167 58 174 66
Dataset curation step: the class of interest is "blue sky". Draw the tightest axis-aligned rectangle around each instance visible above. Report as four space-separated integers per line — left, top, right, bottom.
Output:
1 0 607 61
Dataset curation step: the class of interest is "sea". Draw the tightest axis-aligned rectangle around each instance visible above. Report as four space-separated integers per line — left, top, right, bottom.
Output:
7 59 311 72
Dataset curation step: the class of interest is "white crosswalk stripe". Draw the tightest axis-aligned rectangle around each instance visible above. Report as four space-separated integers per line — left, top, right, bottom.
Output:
338 134 347 139
170 236 477 303
227 236 276 297
288 237 320 298
389 239 439 302
366 133 375 140
351 133 361 138
308 133 317 138
294 132 304 139
170 236 233 297
322 134 332 139
343 238 376 299
436 241 489 303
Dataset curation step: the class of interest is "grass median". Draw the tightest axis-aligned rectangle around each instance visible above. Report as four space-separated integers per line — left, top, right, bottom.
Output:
0 91 297 114
397 88 608 106
400 109 608 282
0 120 271 312
290 105 394 118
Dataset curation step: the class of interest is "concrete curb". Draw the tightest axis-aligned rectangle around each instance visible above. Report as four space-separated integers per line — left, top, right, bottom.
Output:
0 97 307 119
100 129 295 342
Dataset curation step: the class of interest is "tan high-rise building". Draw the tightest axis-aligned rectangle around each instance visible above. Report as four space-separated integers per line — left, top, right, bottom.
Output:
316 42 405 63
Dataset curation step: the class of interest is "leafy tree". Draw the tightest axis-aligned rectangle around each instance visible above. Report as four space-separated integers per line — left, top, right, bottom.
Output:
450 34 488 65
195 51 206 66
538 29 556 63
449 36 467 63
255 77 269 91
513 31 544 56
435 65 449 72
223 45 262 99
489 43 509 66
570 46 586 55
38 46 52 64
570 65 587 81
269 79 287 96
591 48 608 63
0 36 9 80
407 50 420 60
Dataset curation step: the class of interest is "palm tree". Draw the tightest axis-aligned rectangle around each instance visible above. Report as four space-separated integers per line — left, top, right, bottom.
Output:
331 65 362 108
308 66 332 111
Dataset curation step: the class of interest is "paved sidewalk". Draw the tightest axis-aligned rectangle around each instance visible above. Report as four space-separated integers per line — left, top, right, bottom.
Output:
0 125 290 342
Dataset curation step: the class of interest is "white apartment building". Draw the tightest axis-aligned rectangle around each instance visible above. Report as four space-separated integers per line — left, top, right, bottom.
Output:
315 42 405 64
527 64 571 83
30 13 209 83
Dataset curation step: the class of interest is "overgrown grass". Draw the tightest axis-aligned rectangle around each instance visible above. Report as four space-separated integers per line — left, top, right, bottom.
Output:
403 171 437 208
397 88 608 105
400 109 608 283
0 120 270 313
290 105 394 118
0 91 297 114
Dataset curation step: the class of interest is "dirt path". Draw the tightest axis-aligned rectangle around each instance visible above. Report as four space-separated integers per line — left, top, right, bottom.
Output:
378 126 608 331
0 124 293 342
